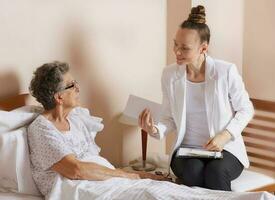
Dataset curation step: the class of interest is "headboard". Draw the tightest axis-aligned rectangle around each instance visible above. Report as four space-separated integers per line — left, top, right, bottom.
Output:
0 93 28 111
243 98 275 177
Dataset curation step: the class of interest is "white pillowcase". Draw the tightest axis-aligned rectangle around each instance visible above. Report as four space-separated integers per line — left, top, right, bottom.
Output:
0 127 41 196
0 110 39 133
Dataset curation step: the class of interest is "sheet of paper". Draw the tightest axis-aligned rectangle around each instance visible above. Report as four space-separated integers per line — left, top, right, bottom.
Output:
177 147 222 158
119 95 161 126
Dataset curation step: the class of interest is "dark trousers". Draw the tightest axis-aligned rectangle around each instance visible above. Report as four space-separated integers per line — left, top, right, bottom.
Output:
170 150 244 191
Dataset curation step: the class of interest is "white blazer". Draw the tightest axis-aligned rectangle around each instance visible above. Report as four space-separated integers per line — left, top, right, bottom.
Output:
153 55 254 170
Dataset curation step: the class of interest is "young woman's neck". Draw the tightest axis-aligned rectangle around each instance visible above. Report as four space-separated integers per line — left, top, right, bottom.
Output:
187 54 206 79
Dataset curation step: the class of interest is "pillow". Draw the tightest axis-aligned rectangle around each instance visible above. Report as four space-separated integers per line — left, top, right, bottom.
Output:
0 127 41 196
0 111 38 133
11 105 44 114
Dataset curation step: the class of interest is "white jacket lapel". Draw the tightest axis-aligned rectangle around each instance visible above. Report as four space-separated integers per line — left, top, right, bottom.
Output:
205 56 217 137
172 66 187 147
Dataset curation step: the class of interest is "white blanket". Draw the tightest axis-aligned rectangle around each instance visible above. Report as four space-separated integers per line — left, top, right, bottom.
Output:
47 176 274 200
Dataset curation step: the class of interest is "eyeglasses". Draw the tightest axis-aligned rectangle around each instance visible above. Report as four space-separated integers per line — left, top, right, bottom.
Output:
59 80 79 91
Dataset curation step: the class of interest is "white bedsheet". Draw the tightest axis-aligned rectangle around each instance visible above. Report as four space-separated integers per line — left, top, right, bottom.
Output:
0 192 43 200
47 175 275 200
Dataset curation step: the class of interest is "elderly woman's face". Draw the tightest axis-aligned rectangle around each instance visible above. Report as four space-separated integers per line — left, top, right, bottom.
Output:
58 72 80 108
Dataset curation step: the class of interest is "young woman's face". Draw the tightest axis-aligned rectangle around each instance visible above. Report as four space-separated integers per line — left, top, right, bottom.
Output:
173 28 208 65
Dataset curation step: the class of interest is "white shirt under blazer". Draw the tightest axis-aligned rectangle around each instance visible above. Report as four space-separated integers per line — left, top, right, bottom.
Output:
153 55 254 171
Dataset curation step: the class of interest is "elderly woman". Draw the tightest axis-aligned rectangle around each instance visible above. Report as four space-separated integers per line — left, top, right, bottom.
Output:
27 62 141 197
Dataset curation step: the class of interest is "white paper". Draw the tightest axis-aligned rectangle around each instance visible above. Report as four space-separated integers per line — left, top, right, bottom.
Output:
119 95 161 126
177 147 222 158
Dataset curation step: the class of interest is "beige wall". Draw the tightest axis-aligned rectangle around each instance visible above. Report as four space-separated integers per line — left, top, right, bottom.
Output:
243 0 275 101
0 0 166 167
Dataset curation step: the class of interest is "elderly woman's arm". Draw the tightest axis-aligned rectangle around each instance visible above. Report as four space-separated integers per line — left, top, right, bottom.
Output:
51 154 139 180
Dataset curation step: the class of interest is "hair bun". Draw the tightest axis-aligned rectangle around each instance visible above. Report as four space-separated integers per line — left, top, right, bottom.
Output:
187 5 206 24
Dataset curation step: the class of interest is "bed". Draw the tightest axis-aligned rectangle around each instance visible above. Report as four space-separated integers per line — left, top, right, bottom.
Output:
0 94 274 200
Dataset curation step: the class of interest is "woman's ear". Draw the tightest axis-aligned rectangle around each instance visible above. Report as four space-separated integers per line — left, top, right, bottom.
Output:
54 93 63 105
201 42 208 54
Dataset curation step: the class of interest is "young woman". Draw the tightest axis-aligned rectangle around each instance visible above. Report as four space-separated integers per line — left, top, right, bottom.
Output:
139 5 254 191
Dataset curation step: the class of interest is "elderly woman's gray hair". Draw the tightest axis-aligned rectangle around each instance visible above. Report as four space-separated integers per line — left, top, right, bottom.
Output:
29 61 69 110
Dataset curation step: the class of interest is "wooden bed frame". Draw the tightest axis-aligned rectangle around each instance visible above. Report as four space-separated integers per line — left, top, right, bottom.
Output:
0 94 274 193
0 93 29 111
243 98 275 193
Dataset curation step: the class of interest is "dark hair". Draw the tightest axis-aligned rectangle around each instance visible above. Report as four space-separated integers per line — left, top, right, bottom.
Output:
29 61 69 110
180 5 210 44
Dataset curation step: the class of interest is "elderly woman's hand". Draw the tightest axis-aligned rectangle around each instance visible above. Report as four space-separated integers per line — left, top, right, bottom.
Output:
119 172 140 180
204 130 232 152
124 173 140 180
115 169 140 180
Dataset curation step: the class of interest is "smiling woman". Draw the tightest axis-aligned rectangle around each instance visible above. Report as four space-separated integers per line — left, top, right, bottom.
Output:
138 5 254 191
27 62 132 196
27 61 167 197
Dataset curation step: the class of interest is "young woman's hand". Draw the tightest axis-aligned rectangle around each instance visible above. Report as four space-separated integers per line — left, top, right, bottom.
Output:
204 130 232 152
138 108 158 135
